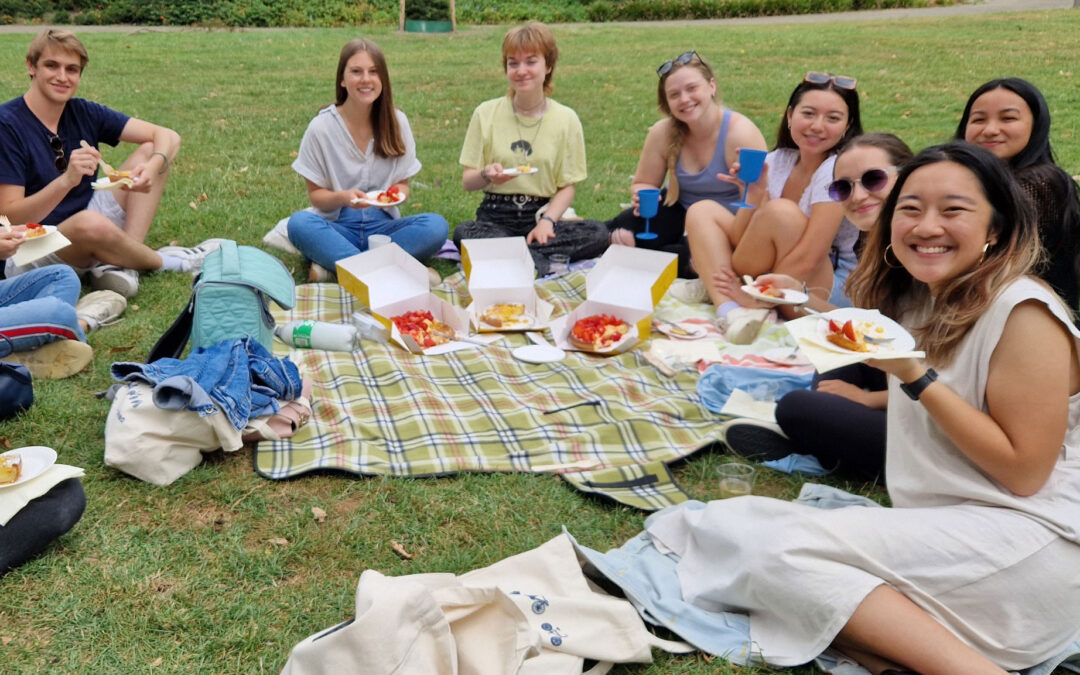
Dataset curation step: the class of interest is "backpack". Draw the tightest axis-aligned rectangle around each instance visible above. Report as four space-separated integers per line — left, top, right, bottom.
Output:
148 240 295 362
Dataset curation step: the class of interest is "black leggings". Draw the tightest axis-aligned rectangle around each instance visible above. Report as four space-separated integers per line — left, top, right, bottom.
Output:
0 478 85 574
454 194 609 276
774 363 887 482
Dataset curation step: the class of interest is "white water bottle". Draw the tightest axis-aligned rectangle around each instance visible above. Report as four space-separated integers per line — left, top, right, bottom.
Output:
275 320 358 351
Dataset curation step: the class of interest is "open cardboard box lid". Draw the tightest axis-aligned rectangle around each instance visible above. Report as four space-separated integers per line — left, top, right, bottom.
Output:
461 237 553 332
337 244 470 354
550 245 677 354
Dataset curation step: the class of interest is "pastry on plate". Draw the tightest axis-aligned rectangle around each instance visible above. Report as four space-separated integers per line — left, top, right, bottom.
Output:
391 310 455 348
569 314 629 351
0 453 21 485
825 318 869 352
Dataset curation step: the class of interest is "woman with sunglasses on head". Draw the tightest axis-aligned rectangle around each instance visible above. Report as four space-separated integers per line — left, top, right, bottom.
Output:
604 51 767 278
454 22 609 277
684 72 862 343
718 134 912 480
286 38 449 282
650 141 1080 674
956 77 1080 313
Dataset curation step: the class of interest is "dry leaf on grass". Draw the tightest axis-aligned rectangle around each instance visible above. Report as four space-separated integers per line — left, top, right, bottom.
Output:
311 506 327 523
150 657 163 667
390 540 415 560
1 636 12 645
267 538 289 546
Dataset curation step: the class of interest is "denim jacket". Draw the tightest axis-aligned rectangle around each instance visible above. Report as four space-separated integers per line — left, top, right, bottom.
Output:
112 337 302 430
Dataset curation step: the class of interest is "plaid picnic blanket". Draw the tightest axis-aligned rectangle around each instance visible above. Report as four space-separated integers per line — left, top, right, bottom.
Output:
255 271 727 510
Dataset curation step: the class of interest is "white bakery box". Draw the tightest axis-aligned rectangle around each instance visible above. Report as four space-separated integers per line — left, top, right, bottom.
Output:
460 236 554 333
548 245 678 354
336 243 469 354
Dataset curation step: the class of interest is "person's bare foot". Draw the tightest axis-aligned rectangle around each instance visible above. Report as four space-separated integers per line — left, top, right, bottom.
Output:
610 228 635 247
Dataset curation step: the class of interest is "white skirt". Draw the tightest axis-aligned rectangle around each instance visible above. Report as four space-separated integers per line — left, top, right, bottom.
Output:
646 496 1080 669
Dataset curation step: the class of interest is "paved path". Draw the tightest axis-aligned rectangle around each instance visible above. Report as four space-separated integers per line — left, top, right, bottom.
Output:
0 0 1073 33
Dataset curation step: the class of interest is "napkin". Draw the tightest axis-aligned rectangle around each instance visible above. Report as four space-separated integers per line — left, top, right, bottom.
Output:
719 388 776 423
0 463 85 525
785 314 924 374
11 229 73 267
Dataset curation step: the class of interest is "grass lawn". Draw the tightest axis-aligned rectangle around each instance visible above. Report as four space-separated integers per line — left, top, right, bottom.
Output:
2 9 1079 673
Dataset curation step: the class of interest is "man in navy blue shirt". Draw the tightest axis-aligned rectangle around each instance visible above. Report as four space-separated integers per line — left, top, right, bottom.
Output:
0 29 218 298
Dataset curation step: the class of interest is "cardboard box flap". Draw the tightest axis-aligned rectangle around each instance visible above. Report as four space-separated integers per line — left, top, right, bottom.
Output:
461 237 536 285
586 246 677 309
336 244 429 310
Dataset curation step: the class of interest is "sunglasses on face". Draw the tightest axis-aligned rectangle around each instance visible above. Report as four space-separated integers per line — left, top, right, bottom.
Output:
804 71 857 90
48 135 67 172
827 167 895 202
657 51 698 77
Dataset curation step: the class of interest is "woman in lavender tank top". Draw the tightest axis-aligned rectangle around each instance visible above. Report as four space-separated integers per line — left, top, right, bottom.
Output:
606 51 766 278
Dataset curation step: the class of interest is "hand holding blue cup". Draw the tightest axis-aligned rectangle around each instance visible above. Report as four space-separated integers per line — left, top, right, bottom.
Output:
732 148 768 210
636 187 661 241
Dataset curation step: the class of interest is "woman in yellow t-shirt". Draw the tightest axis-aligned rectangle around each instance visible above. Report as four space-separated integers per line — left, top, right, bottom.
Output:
455 21 608 276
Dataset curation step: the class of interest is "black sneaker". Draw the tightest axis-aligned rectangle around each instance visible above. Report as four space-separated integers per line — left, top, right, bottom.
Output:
719 419 793 462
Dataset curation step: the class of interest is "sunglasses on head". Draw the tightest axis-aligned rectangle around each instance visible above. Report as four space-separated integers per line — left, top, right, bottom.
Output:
48 135 67 172
657 51 698 77
804 71 857 90
827 167 895 202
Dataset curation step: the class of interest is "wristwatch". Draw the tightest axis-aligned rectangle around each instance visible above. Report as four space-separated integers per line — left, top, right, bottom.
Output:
900 368 938 401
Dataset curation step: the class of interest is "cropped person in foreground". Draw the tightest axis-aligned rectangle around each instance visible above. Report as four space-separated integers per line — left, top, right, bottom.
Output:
648 142 1080 673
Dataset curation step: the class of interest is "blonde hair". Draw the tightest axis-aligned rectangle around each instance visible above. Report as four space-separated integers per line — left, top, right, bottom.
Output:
655 53 717 206
502 22 558 96
27 29 88 70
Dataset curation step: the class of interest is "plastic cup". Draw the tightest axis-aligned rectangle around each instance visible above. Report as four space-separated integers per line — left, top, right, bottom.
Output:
368 234 392 250
717 462 755 498
637 188 661 219
737 149 768 183
548 254 570 276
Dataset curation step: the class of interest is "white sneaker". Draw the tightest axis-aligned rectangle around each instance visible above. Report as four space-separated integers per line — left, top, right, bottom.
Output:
156 238 229 274
75 290 127 332
89 264 140 299
717 307 773 345
667 278 709 305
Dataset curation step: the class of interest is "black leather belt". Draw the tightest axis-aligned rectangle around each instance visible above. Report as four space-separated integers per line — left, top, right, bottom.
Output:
482 193 546 206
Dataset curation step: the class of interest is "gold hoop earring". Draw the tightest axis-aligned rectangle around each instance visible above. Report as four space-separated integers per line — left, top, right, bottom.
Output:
883 244 903 269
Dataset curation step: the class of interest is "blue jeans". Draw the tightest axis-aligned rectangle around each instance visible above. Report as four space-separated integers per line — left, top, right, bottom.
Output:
287 207 448 269
828 250 858 308
0 265 84 354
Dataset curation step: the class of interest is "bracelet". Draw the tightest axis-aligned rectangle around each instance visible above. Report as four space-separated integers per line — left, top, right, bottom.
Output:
540 215 556 225
152 151 170 174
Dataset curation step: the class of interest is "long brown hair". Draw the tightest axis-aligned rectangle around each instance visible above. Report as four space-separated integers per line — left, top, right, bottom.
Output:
847 141 1042 365
334 38 404 158
656 52 718 206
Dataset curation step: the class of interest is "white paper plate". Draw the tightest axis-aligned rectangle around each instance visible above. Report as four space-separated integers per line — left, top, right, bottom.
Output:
741 284 809 306
0 446 57 489
654 321 707 340
352 190 406 207
502 167 539 177
814 307 915 354
11 226 72 267
761 347 811 366
512 344 565 363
